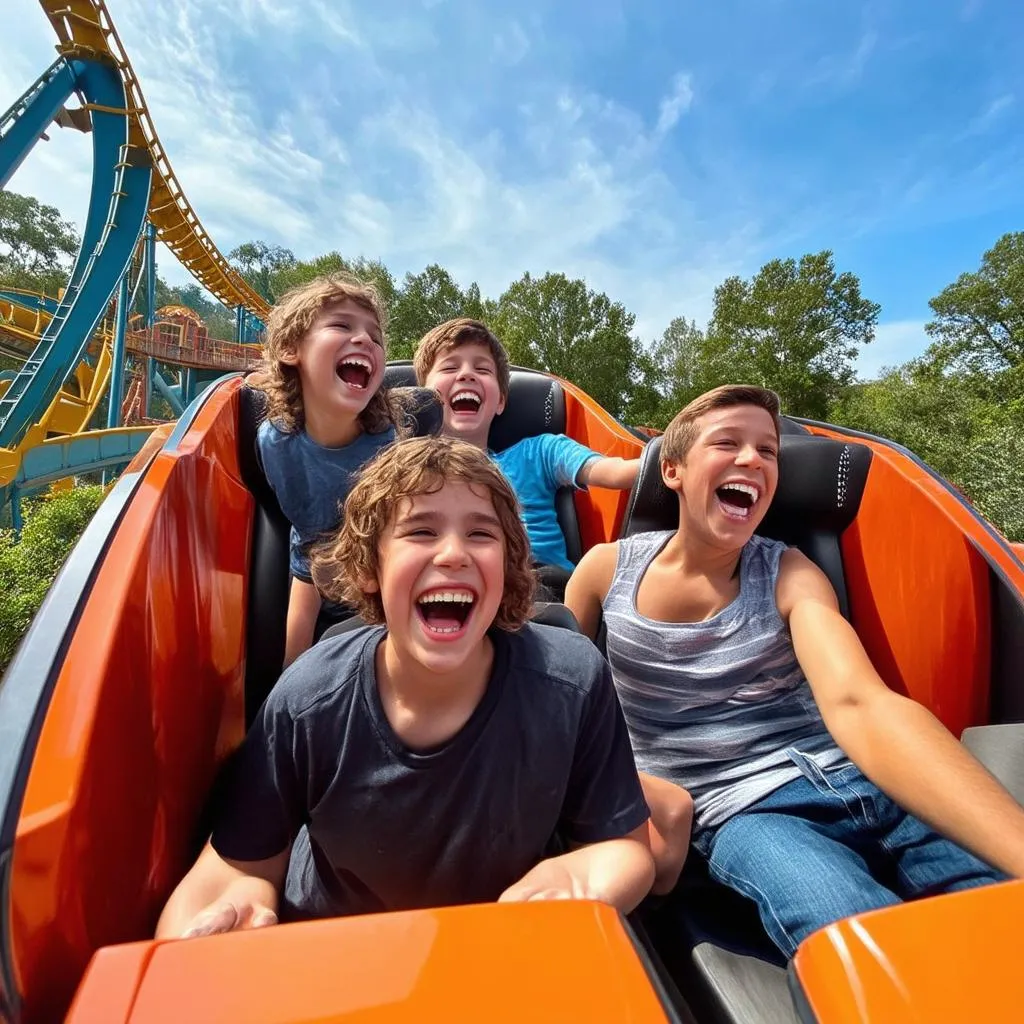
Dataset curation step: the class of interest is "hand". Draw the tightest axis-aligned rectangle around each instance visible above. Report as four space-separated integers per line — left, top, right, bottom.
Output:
179 899 278 939
498 858 593 904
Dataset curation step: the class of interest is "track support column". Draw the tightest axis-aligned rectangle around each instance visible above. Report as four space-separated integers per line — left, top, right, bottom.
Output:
107 273 129 428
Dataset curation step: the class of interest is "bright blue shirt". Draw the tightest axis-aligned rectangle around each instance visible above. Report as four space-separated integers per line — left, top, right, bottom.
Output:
493 433 599 572
257 420 396 581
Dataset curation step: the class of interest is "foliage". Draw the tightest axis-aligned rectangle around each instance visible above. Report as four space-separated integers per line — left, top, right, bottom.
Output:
925 231 1024 373
0 485 106 669
227 241 297 304
704 251 881 420
493 272 641 419
833 362 1024 541
0 189 79 296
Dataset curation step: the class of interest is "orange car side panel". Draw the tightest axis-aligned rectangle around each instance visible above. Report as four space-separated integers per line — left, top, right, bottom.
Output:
806 426 1024 737
67 903 669 1024
793 879 1024 1024
561 379 645 550
9 380 252 1023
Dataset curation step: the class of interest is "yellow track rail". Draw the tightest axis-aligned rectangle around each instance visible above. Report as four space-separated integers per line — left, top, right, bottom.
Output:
38 0 270 321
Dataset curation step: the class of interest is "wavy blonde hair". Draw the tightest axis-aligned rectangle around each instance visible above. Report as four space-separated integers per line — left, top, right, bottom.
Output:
248 272 399 434
311 436 535 629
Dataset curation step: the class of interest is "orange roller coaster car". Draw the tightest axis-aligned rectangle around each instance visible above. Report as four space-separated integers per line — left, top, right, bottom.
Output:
0 364 1022 1024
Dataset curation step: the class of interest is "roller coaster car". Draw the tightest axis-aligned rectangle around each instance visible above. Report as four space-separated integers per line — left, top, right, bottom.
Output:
0 366 1023 1024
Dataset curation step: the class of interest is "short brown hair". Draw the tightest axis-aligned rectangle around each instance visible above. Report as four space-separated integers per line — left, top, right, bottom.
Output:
413 318 511 401
661 385 781 463
249 272 398 434
311 436 535 629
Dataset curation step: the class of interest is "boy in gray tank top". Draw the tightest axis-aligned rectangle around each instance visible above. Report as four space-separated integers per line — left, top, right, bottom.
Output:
566 384 1019 958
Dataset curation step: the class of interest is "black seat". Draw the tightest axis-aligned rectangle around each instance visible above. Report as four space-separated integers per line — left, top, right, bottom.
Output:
622 429 872 1024
237 380 443 724
384 361 586 571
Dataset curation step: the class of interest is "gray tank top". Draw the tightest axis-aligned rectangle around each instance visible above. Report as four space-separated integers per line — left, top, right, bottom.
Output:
603 531 847 832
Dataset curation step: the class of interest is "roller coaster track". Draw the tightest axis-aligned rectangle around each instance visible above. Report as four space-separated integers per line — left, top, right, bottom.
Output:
36 0 270 322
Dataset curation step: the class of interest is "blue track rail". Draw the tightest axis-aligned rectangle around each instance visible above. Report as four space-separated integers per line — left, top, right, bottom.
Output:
0 58 153 450
0 58 82 188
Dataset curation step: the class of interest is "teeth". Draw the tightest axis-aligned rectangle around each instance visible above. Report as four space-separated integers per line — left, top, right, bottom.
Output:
417 591 474 604
721 482 759 501
450 390 481 406
340 356 372 371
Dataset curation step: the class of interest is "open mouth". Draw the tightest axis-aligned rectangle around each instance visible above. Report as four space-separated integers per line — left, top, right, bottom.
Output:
415 589 475 636
449 390 482 415
715 483 759 521
336 355 373 390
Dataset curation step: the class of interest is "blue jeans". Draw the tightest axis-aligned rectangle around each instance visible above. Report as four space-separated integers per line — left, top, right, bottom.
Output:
692 753 1007 958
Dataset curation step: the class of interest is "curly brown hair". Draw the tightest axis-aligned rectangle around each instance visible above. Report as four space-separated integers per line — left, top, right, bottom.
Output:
311 436 535 629
413 318 511 401
662 385 781 463
248 272 399 434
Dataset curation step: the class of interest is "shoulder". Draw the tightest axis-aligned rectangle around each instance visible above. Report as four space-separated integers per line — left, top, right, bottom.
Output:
571 540 620 593
503 622 608 691
257 417 297 450
774 547 839 620
267 625 381 720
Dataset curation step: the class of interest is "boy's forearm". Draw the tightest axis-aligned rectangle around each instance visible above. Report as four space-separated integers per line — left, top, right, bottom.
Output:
557 837 656 912
156 871 279 939
580 457 640 491
639 773 694 895
284 579 322 666
834 691 1024 877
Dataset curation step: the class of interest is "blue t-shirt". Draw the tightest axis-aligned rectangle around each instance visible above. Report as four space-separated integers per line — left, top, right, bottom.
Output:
210 622 649 919
257 420 396 581
493 433 599 571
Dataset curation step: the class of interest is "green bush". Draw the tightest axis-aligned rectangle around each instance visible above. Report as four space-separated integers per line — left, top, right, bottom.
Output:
0 485 106 671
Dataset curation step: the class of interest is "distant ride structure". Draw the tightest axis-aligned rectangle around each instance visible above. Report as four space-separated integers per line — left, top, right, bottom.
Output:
0 0 266 521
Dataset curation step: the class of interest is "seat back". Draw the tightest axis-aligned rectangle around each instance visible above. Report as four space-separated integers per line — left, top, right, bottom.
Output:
237 381 443 722
621 431 872 618
384 362 583 565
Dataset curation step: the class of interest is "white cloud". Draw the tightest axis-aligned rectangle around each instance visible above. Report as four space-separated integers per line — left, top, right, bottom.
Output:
806 31 878 89
493 21 530 66
655 72 694 137
857 320 931 380
965 93 1015 136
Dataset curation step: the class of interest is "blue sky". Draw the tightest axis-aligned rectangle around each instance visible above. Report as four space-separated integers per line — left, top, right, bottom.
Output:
2 0 1022 378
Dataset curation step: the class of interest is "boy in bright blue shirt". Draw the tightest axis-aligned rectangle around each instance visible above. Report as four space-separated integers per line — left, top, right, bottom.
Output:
414 319 640 578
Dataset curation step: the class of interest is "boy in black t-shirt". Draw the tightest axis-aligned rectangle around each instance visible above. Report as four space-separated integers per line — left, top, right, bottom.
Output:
156 436 654 938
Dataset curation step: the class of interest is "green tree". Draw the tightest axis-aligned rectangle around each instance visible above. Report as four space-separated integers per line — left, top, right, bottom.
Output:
492 272 640 419
228 241 297 303
706 251 880 419
0 189 80 295
834 360 1024 542
389 265 489 359
926 231 1024 373
0 485 106 668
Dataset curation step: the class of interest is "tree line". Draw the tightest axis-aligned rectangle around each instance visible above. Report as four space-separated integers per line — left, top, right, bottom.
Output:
1 188 1021 539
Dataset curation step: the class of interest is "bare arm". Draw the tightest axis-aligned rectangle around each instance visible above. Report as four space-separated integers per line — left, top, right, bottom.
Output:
639 773 694 895
156 841 290 939
285 578 322 667
564 542 619 641
498 824 655 913
578 456 641 491
780 549 1024 877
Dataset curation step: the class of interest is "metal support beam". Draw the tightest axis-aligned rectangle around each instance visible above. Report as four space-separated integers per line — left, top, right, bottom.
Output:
144 221 157 418
151 369 184 416
234 305 244 344
107 272 129 429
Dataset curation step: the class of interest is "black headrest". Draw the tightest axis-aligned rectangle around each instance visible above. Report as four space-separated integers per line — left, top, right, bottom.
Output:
623 433 872 544
383 361 565 453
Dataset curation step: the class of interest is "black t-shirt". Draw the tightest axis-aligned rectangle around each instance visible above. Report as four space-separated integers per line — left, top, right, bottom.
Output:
211 622 649 919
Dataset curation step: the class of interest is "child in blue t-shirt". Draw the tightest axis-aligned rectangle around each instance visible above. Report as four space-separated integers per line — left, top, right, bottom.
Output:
249 273 403 665
414 319 640 584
